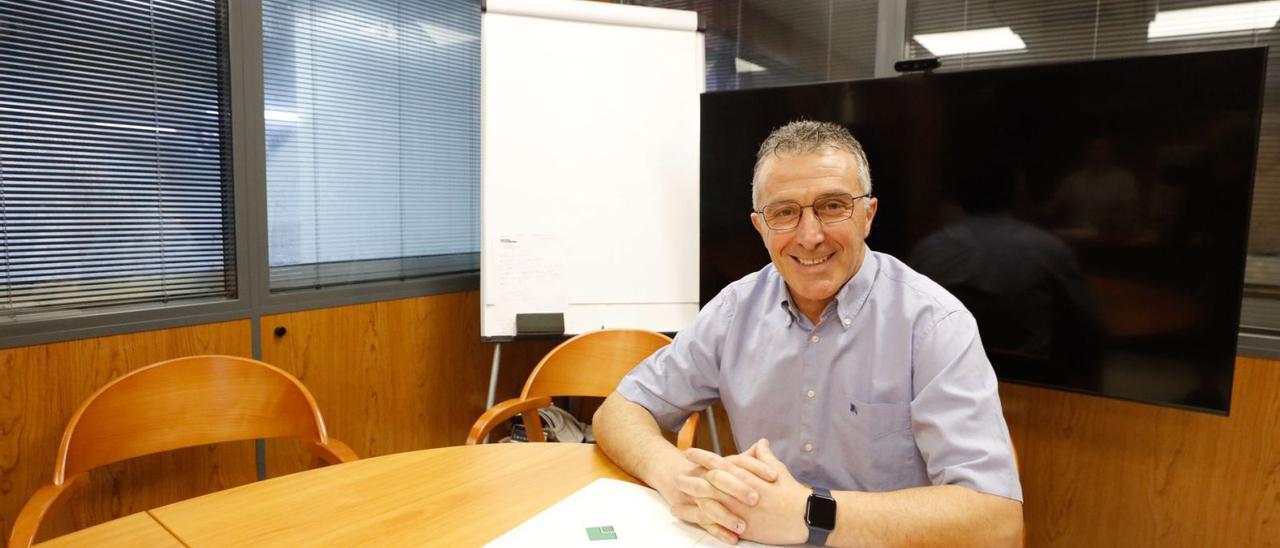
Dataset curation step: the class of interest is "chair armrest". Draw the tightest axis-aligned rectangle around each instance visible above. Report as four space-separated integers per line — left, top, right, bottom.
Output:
676 411 700 450
307 437 360 467
466 396 553 445
9 473 87 548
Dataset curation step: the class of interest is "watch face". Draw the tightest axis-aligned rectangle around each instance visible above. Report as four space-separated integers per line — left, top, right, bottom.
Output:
806 493 837 530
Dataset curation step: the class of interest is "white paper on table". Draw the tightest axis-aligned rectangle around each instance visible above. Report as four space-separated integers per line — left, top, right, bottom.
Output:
485 478 777 548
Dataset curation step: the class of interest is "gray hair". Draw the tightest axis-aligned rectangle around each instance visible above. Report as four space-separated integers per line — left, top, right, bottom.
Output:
751 120 872 209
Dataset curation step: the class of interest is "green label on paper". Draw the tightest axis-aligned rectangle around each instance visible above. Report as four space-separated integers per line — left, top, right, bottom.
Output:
585 525 617 541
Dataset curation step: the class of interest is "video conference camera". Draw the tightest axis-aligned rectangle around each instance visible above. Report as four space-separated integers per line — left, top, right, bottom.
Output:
894 57 941 73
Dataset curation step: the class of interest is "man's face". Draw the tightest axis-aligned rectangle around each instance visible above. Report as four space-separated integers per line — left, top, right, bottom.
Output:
750 149 877 318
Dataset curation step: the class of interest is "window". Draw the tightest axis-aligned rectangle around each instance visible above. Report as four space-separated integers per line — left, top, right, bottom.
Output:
262 0 480 291
0 0 234 321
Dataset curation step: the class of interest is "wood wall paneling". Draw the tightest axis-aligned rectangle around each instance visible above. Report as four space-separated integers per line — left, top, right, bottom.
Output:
261 290 559 475
1001 356 1280 547
0 320 254 543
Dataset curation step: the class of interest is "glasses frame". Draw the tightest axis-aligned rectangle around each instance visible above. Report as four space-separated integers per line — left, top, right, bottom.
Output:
753 192 873 231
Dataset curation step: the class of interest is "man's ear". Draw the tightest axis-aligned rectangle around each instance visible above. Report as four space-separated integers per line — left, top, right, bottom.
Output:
750 211 768 241
863 197 878 236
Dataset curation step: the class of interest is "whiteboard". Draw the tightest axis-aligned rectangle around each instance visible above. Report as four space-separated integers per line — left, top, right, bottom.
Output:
481 0 703 338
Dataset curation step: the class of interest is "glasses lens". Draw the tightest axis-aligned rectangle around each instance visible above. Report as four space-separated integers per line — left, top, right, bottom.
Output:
763 202 801 229
814 195 855 222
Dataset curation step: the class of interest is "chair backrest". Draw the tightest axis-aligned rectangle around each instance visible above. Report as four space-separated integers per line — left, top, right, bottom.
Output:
520 329 673 400
54 355 332 484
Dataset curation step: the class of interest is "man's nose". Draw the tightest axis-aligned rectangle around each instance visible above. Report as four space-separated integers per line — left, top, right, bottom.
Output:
794 207 826 247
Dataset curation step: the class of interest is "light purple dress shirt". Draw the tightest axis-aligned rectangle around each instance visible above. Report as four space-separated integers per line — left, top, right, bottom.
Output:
617 246 1023 501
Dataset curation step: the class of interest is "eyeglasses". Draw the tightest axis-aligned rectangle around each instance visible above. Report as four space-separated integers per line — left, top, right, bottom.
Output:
754 193 872 231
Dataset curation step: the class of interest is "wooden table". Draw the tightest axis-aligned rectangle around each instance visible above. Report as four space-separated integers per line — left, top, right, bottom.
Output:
36 512 183 548
49 444 637 547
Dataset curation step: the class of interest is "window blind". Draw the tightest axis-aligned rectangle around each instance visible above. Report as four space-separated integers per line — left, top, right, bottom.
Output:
262 0 480 291
735 0 878 89
630 0 879 91
624 0 741 91
906 0 1280 333
0 0 234 321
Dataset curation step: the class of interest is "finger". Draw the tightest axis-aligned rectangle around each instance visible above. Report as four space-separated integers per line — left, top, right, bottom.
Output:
684 447 727 470
695 496 747 537
675 476 727 501
700 521 740 545
678 470 758 508
756 438 785 467
703 467 760 506
673 501 740 545
671 502 702 524
675 499 740 544
689 446 776 489
724 453 778 482
676 474 719 499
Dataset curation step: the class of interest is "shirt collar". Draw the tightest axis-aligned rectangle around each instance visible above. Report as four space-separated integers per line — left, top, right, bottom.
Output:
835 245 878 328
776 245 879 330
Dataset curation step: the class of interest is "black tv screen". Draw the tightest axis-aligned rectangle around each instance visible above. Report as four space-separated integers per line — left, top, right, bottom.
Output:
700 48 1266 414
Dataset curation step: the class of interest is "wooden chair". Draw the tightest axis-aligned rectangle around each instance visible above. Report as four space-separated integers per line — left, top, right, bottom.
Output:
9 355 358 548
466 329 700 449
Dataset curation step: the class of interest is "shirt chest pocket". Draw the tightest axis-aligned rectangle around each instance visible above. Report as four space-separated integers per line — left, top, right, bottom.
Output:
833 398 919 491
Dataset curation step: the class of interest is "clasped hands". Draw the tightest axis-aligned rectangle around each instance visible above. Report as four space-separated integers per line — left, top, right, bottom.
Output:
664 439 811 545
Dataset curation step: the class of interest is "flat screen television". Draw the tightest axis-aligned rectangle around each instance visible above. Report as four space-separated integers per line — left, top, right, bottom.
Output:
700 47 1267 414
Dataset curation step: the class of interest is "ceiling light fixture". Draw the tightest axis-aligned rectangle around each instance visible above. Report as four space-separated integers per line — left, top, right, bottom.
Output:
912 27 1026 56
1148 1 1280 39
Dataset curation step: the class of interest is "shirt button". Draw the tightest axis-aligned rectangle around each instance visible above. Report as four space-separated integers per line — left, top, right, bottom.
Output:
842 317 851 327
810 335 820 343
804 442 814 452
806 389 816 398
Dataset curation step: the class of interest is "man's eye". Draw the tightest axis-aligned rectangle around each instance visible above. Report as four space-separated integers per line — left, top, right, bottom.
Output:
822 200 851 211
771 207 798 217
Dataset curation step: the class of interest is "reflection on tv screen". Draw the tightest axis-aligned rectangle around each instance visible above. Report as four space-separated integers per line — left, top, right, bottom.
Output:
700 48 1266 413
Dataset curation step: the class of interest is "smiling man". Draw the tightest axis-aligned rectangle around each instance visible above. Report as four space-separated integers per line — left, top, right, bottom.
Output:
594 120 1024 546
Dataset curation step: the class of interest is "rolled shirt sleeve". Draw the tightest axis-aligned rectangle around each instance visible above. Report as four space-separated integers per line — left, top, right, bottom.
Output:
615 289 735 432
910 310 1024 501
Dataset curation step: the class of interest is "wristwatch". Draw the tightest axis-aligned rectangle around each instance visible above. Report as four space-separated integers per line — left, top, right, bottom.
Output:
804 487 837 546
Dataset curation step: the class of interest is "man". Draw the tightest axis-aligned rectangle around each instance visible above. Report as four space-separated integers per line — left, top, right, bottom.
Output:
594 120 1024 546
